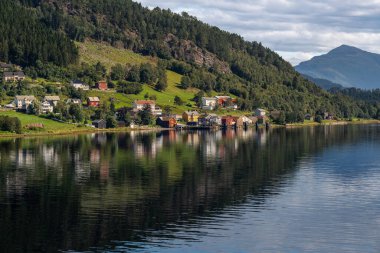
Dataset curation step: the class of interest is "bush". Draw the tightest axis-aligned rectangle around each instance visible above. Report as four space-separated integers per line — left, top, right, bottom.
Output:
0 116 22 134
174 95 184 105
117 80 143 95
315 115 323 123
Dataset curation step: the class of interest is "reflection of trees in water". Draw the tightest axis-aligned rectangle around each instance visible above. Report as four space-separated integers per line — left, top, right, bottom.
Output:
0 125 377 252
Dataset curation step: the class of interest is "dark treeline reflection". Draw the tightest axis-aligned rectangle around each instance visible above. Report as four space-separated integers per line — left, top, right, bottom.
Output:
0 125 377 252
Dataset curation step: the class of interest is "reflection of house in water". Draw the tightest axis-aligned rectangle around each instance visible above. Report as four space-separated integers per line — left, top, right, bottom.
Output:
6 172 26 196
257 130 269 146
134 134 163 158
41 145 59 167
90 149 101 164
100 161 110 182
183 132 200 146
15 149 34 167
74 153 91 184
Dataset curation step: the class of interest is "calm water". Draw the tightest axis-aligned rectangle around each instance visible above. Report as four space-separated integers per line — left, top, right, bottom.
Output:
1 126 380 252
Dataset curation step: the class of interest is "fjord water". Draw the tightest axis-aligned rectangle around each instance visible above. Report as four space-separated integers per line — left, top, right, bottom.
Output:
1 126 380 252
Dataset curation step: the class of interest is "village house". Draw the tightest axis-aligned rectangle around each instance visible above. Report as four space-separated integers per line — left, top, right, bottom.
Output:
0 62 13 72
87 97 100 107
66 98 82 105
96 80 108 91
44 96 60 106
233 115 253 128
14 95 35 110
198 114 221 126
201 97 218 110
215 96 238 109
3 71 26 82
255 108 266 117
92 119 106 129
41 101 54 114
132 100 162 116
182 111 200 126
305 113 314 121
221 115 235 128
71 80 90 90
156 117 177 128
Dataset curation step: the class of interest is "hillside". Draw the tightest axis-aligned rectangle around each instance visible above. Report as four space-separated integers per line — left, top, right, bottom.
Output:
296 45 380 89
0 0 379 120
301 74 343 90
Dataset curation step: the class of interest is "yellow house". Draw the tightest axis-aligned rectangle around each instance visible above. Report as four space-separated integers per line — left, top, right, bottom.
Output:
182 111 200 125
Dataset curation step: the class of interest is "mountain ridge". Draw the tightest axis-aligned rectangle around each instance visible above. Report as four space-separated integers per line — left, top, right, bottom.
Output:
296 45 380 89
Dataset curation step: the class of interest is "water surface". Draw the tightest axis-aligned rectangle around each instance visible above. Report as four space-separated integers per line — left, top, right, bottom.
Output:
0 126 380 252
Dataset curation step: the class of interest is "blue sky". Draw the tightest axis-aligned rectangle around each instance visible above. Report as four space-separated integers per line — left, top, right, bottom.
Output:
136 0 380 65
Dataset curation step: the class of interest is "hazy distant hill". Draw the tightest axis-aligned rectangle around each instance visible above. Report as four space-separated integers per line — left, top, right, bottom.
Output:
301 74 343 90
296 45 380 89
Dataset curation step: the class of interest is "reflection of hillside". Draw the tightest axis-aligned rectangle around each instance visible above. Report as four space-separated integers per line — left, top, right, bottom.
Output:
0 125 376 252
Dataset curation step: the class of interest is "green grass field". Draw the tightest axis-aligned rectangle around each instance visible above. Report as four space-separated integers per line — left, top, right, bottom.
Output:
88 70 202 113
76 41 155 70
0 111 89 135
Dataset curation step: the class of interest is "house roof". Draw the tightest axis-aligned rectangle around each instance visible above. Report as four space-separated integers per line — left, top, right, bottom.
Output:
202 97 217 100
44 96 60 101
66 98 81 103
3 71 25 77
71 80 83 84
15 95 35 100
0 62 12 68
134 100 155 105
183 111 199 116
158 117 176 121
88 97 100 102
215 96 231 99
92 119 106 124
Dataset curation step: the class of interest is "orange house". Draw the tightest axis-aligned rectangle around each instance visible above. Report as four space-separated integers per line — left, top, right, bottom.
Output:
87 97 100 107
96 81 108 90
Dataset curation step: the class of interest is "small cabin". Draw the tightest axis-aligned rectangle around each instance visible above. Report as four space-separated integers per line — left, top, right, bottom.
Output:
92 119 106 129
87 97 100 107
156 117 177 128
221 116 235 128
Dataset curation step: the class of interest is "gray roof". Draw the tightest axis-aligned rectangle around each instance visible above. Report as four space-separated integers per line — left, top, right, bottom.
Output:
15 95 35 100
44 96 60 101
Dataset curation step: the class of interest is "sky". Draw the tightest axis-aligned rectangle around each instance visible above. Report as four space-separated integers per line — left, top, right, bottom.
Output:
135 0 380 65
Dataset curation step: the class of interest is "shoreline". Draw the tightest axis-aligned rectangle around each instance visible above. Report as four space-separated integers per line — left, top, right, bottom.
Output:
1 120 379 139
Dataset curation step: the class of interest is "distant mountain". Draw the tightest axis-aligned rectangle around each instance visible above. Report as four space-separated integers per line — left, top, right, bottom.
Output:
295 45 380 89
301 74 343 90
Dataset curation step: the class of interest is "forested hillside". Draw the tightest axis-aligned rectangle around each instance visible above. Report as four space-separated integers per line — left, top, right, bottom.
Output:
0 0 78 67
1 0 380 119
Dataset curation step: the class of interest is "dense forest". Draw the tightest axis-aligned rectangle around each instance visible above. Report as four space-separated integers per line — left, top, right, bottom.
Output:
0 0 78 67
1 0 379 119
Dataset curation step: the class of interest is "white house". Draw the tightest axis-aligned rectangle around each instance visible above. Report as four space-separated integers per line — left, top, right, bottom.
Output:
41 101 54 114
44 96 60 106
201 97 218 110
132 100 162 116
70 80 90 90
255 108 266 117
14 96 35 110
66 98 82 105
3 72 26 82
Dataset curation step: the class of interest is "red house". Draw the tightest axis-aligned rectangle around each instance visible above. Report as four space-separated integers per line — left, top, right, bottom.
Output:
87 97 100 107
156 117 177 128
96 81 108 90
221 116 235 128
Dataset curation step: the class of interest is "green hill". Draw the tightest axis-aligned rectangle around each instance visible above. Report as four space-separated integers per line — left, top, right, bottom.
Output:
1 0 379 119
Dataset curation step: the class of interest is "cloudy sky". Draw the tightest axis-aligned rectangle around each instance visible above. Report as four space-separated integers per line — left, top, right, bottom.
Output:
135 0 380 65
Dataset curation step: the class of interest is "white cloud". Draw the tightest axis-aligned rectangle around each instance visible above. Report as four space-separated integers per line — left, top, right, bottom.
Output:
135 0 380 65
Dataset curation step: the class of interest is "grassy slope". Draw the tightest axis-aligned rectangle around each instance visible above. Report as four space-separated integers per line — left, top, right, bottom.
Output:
76 40 155 69
0 110 88 134
79 41 243 114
